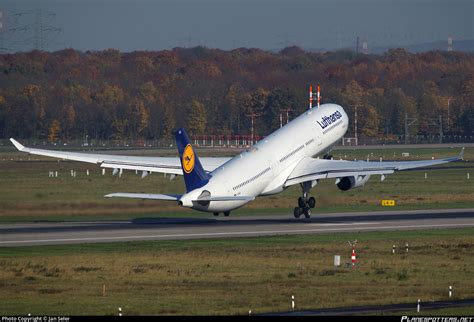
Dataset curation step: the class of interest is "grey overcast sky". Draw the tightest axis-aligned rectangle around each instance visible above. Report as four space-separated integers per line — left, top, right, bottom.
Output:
1 0 473 52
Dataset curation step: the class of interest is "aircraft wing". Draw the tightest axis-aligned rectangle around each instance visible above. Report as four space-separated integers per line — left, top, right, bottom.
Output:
284 149 464 187
10 138 230 175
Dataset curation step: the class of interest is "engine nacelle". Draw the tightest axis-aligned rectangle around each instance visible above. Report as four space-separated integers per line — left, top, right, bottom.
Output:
336 175 370 191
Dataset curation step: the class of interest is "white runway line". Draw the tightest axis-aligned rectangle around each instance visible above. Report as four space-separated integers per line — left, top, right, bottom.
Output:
308 222 381 226
0 222 473 245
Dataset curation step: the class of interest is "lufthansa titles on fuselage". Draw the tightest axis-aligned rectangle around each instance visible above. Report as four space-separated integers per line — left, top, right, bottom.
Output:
316 111 343 130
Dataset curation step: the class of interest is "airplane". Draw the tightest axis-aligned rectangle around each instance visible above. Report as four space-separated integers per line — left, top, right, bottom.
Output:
10 103 464 219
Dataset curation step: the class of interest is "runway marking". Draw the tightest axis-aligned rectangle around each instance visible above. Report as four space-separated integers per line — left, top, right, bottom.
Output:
0 222 473 245
308 222 381 226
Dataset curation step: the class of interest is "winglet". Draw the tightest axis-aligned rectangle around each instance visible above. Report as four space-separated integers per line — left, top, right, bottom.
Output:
459 147 465 160
10 138 26 152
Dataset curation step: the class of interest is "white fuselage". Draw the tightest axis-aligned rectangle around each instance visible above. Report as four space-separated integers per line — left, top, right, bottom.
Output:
179 104 349 212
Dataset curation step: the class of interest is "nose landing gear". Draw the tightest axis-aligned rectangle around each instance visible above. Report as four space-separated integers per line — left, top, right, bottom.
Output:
293 181 316 219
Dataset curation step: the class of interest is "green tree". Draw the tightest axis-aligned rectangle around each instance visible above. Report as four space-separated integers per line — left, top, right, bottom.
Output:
242 87 269 136
386 88 418 136
263 87 298 133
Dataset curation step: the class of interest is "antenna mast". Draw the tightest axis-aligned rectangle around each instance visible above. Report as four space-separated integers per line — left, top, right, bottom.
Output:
309 84 321 109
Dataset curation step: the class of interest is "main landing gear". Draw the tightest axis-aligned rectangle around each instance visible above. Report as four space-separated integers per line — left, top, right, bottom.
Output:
213 211 230 217
293 181 316 219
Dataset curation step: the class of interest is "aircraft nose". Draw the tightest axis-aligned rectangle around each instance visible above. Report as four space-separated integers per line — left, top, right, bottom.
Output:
337 105 350 129
338 105 348 118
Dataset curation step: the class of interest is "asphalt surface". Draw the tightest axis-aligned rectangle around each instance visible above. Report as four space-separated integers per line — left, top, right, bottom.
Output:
260 298 474 316
0 208 473 247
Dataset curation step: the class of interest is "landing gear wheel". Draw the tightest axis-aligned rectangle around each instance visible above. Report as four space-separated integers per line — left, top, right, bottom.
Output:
303 208 311 218
298 197 306 208
213 212 219 217
293 207 302 218
308 197 316 209
223 211 230 217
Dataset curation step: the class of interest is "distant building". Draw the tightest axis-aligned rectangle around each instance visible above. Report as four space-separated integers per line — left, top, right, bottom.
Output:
361 40 370 54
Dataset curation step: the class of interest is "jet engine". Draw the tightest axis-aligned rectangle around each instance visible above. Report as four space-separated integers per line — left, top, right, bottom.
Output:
336 175 370 191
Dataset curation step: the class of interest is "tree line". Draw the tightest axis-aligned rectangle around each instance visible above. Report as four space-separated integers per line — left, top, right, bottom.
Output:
0 46 473 143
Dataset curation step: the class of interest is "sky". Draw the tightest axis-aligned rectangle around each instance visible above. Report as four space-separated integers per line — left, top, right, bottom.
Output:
1 0 473 53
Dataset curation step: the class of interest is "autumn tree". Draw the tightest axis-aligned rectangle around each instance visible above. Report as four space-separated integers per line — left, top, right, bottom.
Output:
48 119 61 142
186 100 207 136
161 105 176 139
341 80 365 136
92 84 125 139
0 95 6 138
385 88 418 136
62 104 76 140
127 98 149 140
358 105 380 137
0 48 473 141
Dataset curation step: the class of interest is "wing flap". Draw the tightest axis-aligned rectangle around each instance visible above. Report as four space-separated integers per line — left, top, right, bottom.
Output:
101 161 182 175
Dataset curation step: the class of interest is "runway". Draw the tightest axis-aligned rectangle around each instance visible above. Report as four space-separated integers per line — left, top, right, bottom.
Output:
261 298 474 316
0 208 473 247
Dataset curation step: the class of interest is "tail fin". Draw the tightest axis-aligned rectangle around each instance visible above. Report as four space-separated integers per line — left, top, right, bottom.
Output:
175 128 210 192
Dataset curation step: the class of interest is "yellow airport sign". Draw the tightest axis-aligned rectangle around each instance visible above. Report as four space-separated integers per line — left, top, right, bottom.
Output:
381 200 396 206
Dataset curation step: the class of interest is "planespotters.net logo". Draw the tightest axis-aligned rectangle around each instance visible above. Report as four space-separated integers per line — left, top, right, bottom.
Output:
401 317 474 322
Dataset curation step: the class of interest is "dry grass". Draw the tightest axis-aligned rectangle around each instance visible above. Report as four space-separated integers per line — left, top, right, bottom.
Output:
0 146 472 221
0 229 473 315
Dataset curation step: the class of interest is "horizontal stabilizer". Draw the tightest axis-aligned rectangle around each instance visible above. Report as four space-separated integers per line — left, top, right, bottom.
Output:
104 193 181 201
459 147 465 160
192 196 255 202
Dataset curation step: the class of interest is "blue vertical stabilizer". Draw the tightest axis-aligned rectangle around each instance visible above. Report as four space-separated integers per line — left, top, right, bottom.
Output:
175 128 210 192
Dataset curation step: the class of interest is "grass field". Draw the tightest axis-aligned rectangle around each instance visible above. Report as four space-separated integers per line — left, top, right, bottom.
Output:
0 146 472 222
0 228 473 315
0 146 473 316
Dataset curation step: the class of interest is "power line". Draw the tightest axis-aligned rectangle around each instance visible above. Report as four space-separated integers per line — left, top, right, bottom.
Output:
9 9 61 51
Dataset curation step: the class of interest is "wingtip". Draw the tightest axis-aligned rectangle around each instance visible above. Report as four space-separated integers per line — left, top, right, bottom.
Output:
9 138 25 151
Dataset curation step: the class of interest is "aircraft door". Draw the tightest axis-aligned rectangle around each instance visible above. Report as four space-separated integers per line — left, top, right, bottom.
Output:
223 180 233 195
313 124 323 146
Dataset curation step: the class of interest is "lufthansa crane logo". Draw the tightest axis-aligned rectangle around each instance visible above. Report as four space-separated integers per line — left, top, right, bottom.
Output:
182 144 195 174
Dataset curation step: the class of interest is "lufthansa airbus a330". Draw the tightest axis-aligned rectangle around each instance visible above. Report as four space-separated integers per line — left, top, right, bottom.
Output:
10 103 463 218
